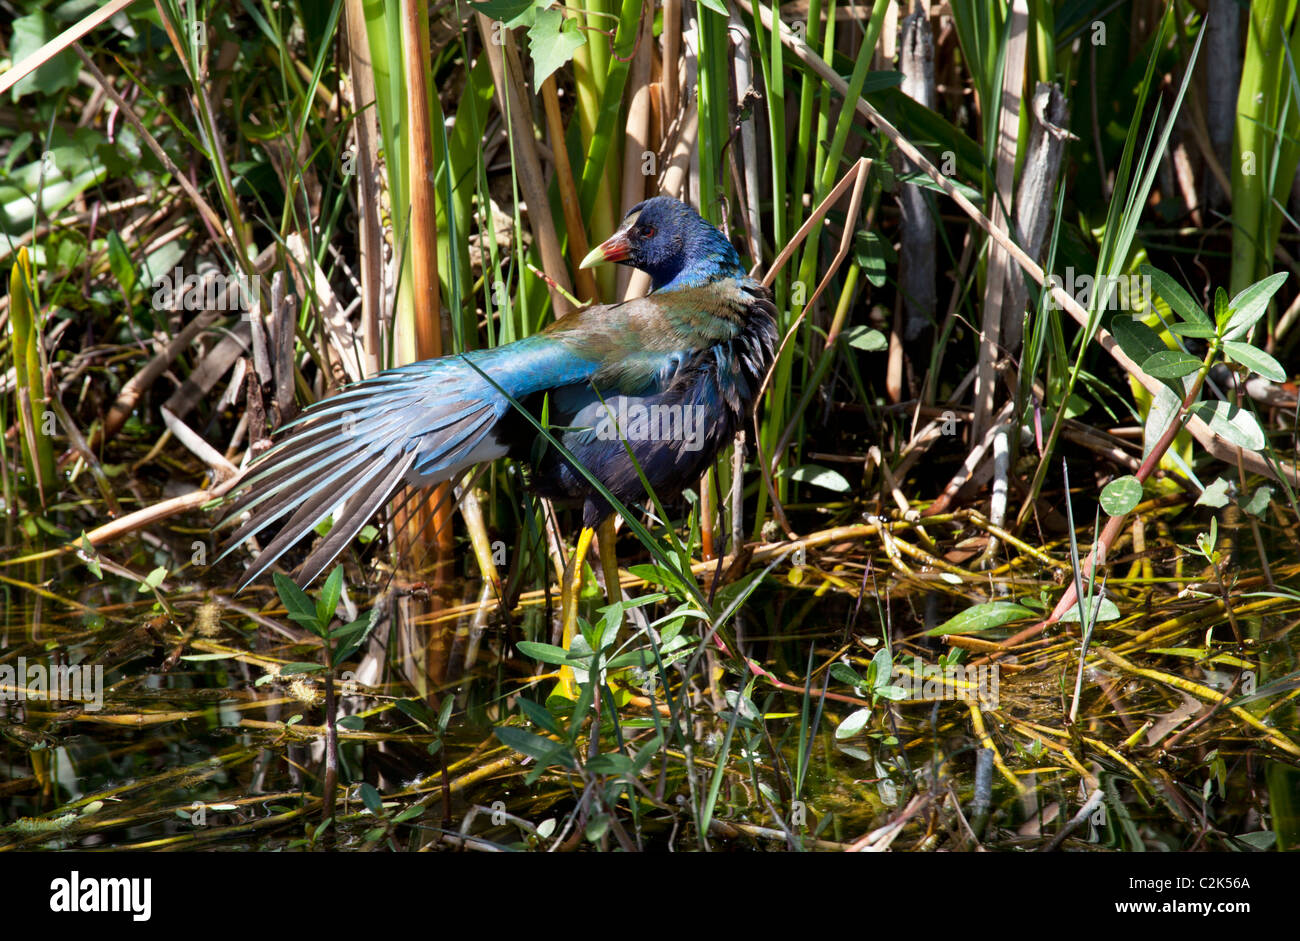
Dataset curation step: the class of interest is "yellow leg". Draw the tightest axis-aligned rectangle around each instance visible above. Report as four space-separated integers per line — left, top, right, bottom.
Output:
557 524 596 698
595 516 621 612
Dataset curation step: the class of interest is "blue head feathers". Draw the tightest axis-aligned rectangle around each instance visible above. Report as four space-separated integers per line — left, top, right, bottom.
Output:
580 196 746 291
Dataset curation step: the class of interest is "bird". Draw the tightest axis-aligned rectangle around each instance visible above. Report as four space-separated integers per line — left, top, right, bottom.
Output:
218 196 778 615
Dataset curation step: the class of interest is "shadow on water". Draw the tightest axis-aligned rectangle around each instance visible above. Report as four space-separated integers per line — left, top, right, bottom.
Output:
1 490 1297 851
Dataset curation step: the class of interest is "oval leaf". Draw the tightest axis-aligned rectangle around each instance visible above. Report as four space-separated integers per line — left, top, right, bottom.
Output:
1100 475 1143 516
786 464 852 493
928 601 1036 636
1190 400 1266 452
846 325 888 351
1142 349 1202 379
1222 341 1287 382
359 782 383 815
1109 317 1166 366
1225 272 1287 340
1059 598 1120 623
834 707 873 740
494 726 575 767
830 662 865 688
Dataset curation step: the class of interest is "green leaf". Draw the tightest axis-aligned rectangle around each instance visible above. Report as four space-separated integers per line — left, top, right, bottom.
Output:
78 532 102 579
868 647 895 691
631 734 663 773
329 613 374 665
784 464 852 493
724 689 762 722
106 230 136 298
585 813 611 842
845 325 888 351
1109 317 1167 367
1141 349 1202 379
393 698 439 729
136 565 167 592
1058 598 1120 623
517 698 561 735
1189 400 1266 452
606 649 658 669
317 565 343 628
1140 265 1210 326
1100 475 1143 516
1166 322 1216 338
1242 485 1273 518
516 640 577 665
863 87 984 186
278 662 326 676
274 572 322 633
894 170 984 203
1234 831 1276 851
830 662 865 688
852 231 894 287
136 239 184 295
10 12 80 99
593 593 664 651
359 782 384 816
527 9 586 86
627 563 691 597
392 805 425 824
834 707 872 740
1224 272 1287 340
1196 477 1232 508
494 726 576 767
1221 341 1287 382
1214 287 1230 327
1141 383 1183 461
586 753 634 775
469 0 538 27
928 602 1036 636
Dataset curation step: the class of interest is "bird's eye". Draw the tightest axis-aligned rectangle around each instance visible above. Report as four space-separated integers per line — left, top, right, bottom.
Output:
641 225 656 239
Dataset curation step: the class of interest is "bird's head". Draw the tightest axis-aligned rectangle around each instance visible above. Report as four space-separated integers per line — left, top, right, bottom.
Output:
580 196 745 291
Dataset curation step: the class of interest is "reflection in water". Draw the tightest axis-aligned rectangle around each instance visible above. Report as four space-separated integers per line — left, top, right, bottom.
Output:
0 501 1296 851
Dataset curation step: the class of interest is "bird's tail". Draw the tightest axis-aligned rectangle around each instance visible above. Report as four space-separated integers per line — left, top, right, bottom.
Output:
218 335 594 589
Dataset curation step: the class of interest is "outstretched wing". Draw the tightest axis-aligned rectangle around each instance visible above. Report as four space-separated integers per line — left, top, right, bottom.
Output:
218 335 601 589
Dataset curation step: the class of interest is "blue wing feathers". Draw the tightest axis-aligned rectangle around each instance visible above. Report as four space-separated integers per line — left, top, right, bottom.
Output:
220 336 600 587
